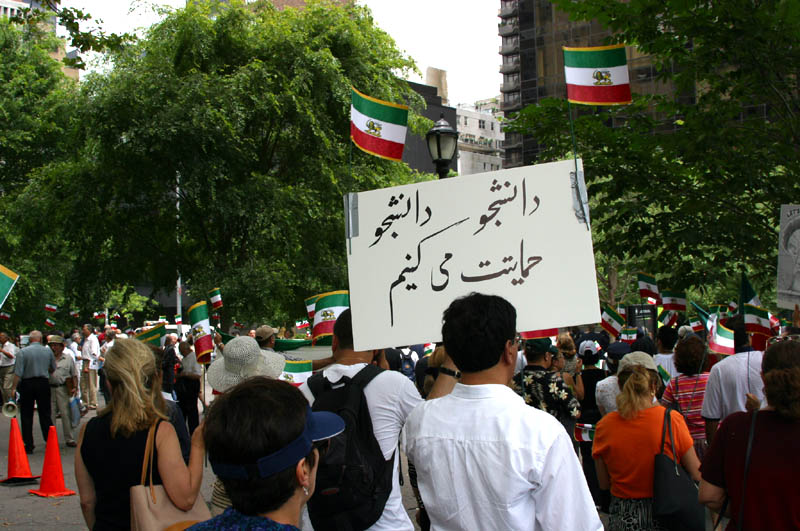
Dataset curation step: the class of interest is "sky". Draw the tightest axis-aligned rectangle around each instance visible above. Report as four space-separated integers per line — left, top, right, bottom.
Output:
57 0 501 107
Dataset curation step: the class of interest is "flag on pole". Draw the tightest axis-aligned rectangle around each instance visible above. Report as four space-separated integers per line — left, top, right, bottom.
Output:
175 314 182 325
295 319 309 330
620 327 637 344
188 302 214 364
208 288 223 310
657 309 678 327
69 310 80 318
708 314 735 356
304 294 319 320
312 291 350 345
574 423 595 442
690 317 704 333
637 272 659 301
280 360 313 387
0 311 9 320
600 304 625 337
158 315 168 323
742 304 771 336
728 301 738 314
657 365 671 386
110 320 117 328
660 291 686 312
617 305 627 321
563 44 631 105
0 264 19 310
233 321 243 328
520 328 559 340
44 318 55 328
135 323 167 346
44 303 57 313
690 301 711 331
738 272 762 310
423 343 435 357
93 311 105 320
350 87 409 162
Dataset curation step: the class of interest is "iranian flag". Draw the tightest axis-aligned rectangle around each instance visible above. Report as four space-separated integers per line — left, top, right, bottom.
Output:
742 304 771 336
661 291 686 312
423 343 435 357
728 301 738 314
521 328 559 340
563 44 631 105
574 423 595 442
708 314 735 356
350 87 409 162
637 272 659 301
93 311 105 320
44 303 57 313
295 320 309 330
280 360 313 387
600 304 625 337
0 311 9 320
657 365 671 386
657 309 678 327
738 272 762 309
70 310 80 318
175 314 182 325
312 291 349 345
44 318 55 328
304 294 319 320
188 301 214 364
620 327 637 344
208 288 223 310
690 318 704 333
0 264 19 310
135 323 167 346
617 305 627 321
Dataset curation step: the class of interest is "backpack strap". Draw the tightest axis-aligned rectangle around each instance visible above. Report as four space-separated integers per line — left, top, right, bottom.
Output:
350 364 384 390
307 371 327 399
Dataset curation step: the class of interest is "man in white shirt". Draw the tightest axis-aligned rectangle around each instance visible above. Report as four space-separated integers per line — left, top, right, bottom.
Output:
405 293 602 531
0 332 18 403
299 309 422 531
80 324 100 410
701 314 764 441
653 325 679 381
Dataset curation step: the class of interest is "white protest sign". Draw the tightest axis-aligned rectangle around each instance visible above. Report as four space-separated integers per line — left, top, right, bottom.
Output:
345 159 600 351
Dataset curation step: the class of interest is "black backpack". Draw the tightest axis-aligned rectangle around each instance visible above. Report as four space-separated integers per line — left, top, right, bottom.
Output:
399 348 416 382
307 365 394 531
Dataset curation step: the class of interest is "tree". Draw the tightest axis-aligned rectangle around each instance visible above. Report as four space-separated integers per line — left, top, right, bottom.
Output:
506 0 800 305
14 0 433 325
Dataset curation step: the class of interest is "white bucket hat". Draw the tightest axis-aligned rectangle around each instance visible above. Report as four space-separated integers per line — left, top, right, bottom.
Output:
207 336 285 392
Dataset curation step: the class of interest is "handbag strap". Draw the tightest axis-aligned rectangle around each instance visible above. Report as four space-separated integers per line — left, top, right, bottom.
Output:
737 410 758 531
140 421 159 503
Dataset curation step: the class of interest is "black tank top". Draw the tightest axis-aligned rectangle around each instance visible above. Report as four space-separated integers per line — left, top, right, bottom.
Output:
81 415 163 530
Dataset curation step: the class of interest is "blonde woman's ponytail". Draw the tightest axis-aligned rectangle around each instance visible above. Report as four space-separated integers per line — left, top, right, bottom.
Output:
616 365 658 419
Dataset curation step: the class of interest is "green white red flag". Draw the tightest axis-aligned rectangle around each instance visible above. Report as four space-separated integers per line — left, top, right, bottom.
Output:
600 304 625 337
690 318 704 333
70 310 80 318
175 314 182 325
738 272 761 310
657 309 678 327
188 301 213 364
708 314 735 355
280 360 313 387
93 311 105 320
295 319 309 330
742 304 771 336
135 323 166 346
660 291 686 312
350 87 409 162
521 328 559 340
44 318 55 327
0 311 9 320
574 423 595 442
423 343 435 357
563 44 631 105
728 301 738 314
311 291 349 345
304 295 319 320
208 288 223 310
0 264 19 310
617 305 627 321
45 303 57 312
637 272 659 301
657 365 671 386
620 327 637 344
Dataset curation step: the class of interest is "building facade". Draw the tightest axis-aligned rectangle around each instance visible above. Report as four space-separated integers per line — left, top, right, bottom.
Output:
498 0 684 168
456 98 504 176
0 0 27 19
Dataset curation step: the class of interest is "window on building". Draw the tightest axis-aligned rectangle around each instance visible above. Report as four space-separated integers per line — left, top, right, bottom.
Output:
491 122 495 131
463 117 468 126
479 120 486 129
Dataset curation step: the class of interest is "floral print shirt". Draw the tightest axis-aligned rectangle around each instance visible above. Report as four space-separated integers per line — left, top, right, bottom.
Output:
513 364 581 423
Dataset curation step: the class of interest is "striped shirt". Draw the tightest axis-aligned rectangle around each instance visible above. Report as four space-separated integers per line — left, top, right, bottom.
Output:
660 372 710 440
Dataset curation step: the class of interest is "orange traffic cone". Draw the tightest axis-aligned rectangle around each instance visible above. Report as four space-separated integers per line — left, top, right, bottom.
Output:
28 426 75 497
0 418 40 484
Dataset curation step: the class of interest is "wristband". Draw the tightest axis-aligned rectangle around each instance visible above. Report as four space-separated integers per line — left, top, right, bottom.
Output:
438 367 461 379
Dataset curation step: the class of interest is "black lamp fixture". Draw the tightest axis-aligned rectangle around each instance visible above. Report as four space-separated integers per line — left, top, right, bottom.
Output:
426 113 459 179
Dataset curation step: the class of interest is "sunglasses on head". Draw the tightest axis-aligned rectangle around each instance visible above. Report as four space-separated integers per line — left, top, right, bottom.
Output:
766 334 800 346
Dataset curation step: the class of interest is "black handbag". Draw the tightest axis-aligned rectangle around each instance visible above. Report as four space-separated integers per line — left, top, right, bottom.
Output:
652 407 705 531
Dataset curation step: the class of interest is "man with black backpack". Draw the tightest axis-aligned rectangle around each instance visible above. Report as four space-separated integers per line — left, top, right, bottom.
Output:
299 309 422 531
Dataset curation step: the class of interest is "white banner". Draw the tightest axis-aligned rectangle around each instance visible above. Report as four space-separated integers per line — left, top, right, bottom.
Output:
345 160 600 351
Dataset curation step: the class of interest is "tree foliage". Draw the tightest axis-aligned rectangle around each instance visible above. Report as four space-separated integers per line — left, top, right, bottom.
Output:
506 0 800 306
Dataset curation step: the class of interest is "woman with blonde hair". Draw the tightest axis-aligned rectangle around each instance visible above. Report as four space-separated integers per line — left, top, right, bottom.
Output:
592 353 700 530
75 338 205 530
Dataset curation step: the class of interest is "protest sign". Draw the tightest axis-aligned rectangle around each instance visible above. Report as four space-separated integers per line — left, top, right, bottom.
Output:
344 159 600 350
778 204 800 310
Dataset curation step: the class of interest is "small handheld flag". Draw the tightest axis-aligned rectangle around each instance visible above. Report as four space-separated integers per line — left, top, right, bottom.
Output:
280 360 313 387
350 87 409 162
574 423 595 442
660 291 686 312
311 291 349 345
70 310 80 318
620 327 637 344
135 323 167 346
208 288 223 310
44 318 55 328
188 302 213 364
600 304 625 338
0 311 9 320
44 303 57 313
637 272 659 302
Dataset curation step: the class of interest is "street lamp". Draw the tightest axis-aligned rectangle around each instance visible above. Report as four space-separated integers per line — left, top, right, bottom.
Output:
426 113 458 179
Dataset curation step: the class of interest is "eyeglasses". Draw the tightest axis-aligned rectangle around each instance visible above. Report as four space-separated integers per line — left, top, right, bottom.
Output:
514 334 523 346
766 334 800 346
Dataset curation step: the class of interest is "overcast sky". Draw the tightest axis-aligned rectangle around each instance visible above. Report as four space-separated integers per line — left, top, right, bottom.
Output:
58 0 501 106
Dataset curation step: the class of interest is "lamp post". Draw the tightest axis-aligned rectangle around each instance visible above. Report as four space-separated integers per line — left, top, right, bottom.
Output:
426 113 458 179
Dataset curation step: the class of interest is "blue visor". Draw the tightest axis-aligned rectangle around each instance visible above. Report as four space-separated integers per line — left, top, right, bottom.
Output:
210 407 344 480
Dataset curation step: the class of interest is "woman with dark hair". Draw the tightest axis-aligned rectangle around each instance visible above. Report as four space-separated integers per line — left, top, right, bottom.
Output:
189 378 344 530
593 359 700 530
660 335 710 459
699 338 800 529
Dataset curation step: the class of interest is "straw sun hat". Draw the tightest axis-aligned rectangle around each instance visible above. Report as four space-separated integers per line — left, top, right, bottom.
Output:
207 336 285 392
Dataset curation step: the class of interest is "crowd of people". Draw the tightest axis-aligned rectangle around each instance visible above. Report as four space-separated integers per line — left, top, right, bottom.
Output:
1 292 799 530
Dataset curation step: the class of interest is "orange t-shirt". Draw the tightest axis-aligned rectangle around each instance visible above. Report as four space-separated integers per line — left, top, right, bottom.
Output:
592 405 693 499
